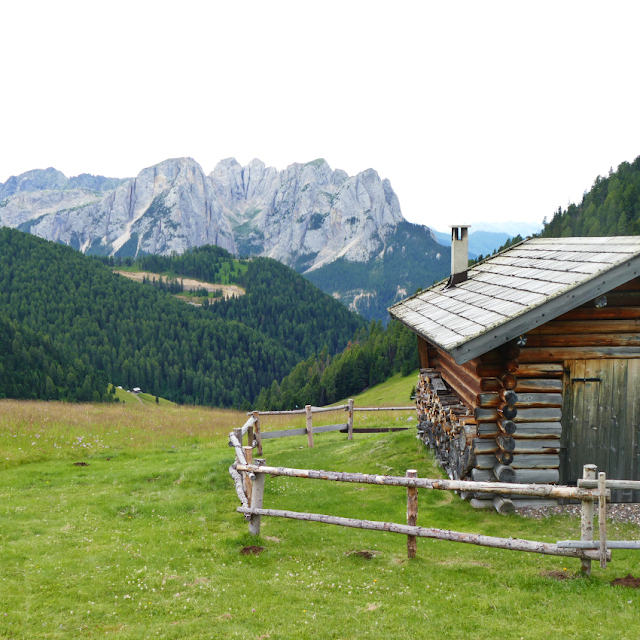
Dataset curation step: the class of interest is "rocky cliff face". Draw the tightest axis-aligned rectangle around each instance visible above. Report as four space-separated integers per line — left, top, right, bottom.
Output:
0 157 410 269
0 158 236 256
209 157 405 271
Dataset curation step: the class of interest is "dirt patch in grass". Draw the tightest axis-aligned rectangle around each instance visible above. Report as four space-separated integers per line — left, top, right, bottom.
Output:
241 545 265 555
346 550 380 560
542 570 578 581
612 574 640 588
73 462 89 466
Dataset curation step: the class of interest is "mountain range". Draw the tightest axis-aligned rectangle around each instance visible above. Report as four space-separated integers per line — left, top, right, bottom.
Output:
1 157 453 320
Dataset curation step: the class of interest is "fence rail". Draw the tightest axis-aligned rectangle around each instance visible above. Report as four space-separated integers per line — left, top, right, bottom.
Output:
248 404 414 416
243 400 413 446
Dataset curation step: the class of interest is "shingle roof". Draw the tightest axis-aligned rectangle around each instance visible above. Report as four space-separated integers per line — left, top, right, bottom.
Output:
388 236 640 364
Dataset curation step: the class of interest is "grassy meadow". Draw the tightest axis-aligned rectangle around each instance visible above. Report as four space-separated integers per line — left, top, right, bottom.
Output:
334 370 418 408
1 385 640 639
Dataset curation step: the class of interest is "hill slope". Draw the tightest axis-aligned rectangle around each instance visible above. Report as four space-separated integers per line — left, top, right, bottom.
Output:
0 314 109 401
541 155 640 238
305 221 450 320
255 319 419 410
0 229 365 407
209 257 367 356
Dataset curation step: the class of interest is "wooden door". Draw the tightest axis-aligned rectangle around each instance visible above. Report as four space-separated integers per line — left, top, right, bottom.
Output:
562 359 640 502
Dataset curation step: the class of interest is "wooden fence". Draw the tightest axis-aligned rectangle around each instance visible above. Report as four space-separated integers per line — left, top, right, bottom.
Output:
238 401 415 452
228 413 640 574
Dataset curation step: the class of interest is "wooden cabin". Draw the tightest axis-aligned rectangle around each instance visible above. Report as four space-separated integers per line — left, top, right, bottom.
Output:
389 228 640 508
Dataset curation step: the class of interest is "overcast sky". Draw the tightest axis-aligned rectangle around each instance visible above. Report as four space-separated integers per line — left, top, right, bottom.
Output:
2 0 639 231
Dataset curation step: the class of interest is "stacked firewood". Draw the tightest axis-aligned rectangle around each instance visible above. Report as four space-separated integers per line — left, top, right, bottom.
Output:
416 368 475 481
415 339 563 512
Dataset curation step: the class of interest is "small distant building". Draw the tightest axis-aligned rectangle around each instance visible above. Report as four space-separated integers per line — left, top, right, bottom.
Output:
132 387 142 394
389 227 640 505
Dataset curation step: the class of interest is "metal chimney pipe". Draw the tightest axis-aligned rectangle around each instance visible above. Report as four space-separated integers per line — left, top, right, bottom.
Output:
444 225 470 289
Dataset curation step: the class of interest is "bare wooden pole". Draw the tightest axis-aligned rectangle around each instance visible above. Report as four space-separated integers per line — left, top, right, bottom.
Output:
598 471 608 569
236 506 610 560
236 464 602 501
244 445 254 505
247 426 254 449
253 411 263 455
249 458 266 535
306 405 314 448
580 464 597 576
348 399 354 441
229 432 254 478
229 465 249 510
406 470 418 558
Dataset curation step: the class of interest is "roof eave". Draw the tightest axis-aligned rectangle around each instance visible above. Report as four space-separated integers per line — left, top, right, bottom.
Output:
390 253 640 365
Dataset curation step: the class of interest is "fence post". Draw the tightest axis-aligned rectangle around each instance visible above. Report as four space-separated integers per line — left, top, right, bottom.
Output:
247 425 254 449
580 464 597 576
253 411 263 455
244 445 253 505
598 471 607 569
233 427 242 448
348 399 354 440
249 458 266 536
306 405 314 448
406 470 418 559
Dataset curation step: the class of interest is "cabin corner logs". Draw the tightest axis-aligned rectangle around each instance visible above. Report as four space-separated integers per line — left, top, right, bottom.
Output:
414 278 640 506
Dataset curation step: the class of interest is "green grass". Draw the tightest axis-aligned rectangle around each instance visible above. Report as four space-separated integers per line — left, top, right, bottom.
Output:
114 258 248 285
1 399 640 639
110 386 175 407
334 370 419 408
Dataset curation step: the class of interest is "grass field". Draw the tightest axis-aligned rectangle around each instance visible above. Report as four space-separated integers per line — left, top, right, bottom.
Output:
336 370 418 408
109 386 175 408
2 388 640 639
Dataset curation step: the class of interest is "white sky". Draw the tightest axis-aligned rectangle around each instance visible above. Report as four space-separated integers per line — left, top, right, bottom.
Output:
2 0 639 230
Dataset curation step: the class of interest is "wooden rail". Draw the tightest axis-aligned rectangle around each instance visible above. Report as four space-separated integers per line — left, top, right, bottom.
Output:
235 464 602 501
248 404 413 416
244 400 412 445
236 506 608 561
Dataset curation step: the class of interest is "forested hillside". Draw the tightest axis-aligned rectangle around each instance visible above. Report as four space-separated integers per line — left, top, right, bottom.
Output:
208 258 367 356
541 155 640 238
305 221 450 321
255 320 419 410
0 314 109 401
98 246 367 357
0 229 364 407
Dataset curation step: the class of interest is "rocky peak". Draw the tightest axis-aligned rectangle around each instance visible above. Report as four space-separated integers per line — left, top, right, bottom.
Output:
0 156 409 270
0 167 69 200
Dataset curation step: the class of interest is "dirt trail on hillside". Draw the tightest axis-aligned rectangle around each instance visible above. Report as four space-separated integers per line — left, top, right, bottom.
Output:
115 271 245 300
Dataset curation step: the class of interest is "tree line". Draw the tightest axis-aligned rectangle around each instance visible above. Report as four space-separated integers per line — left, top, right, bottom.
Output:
540 155 640 239
255 320 419 410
